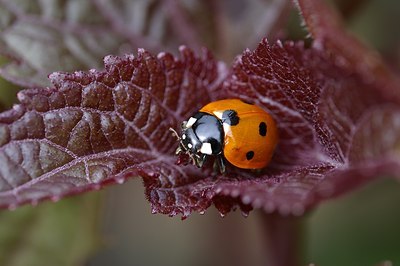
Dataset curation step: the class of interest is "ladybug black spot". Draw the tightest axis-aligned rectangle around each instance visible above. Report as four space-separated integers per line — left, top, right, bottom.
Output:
222 110 239 126
246 151 254 160
259 122 267 136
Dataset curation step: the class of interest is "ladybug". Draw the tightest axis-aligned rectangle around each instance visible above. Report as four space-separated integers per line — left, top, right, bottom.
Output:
170 99 278 173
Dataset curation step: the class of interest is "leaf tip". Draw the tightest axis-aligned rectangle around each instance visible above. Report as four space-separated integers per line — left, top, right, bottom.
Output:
181 209 192 220
103 54 120 66
241 210 250 218
260 37 270 45
137 48 151 58
114 176 126 185
48 72 62 83
157 51 167 59
178 45 188 53
151 207 158 215
276 39 284 48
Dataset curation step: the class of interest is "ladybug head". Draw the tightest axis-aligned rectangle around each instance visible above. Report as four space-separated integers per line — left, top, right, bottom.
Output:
169 122 205 168
170 113 225 169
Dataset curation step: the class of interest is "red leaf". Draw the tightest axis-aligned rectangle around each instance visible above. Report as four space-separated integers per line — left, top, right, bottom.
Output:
0 1 399 218
0 47 224 211
212 39 400 216
138 39 400 217
1 37 399 218
295 0 400 103
0 0 289 87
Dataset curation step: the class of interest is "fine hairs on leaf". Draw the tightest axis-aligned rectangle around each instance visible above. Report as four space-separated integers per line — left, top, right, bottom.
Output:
0 0 398 219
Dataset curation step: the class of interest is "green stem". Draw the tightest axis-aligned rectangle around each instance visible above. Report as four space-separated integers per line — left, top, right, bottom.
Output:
262 213 304 266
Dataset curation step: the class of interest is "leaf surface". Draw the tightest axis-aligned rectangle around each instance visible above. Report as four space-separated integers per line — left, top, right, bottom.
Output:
0 47 223 213
0 0 289 87
295 0 400 103
0 0 399 217
212 40 400 215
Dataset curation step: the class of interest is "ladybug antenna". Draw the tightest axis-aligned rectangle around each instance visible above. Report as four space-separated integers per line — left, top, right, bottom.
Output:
169 127 186 156
169 127 181 140
169 127 198 166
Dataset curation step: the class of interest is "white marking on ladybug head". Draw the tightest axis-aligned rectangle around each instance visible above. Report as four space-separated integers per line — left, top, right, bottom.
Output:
187 143 193 149
186 117 197 128
200 142 212 155
182 134 186 140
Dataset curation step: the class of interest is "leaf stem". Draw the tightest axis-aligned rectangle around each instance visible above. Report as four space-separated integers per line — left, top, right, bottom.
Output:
261 213 304 266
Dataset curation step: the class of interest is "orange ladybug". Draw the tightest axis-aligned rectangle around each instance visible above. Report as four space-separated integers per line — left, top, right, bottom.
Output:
171 99 278 173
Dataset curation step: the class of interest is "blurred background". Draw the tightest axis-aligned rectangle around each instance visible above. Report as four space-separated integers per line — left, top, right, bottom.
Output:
0 0 399 265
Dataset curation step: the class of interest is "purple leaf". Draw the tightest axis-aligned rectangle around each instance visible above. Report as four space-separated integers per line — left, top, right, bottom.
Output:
295 0 400 103
1 38 399 217
141 0 400 217
115 40 400 219
0 0 192 87
0 47 224 211
0 0 399 218
212 39 400 216
0 0 290 87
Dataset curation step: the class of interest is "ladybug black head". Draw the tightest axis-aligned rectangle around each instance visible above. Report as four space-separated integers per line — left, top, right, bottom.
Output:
180 127 201 154
170 112 225 169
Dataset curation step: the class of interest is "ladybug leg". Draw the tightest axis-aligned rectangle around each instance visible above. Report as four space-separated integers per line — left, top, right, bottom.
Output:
175 145 182 155
214 155 226 174
194 154 207 168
